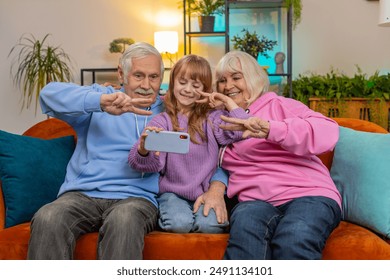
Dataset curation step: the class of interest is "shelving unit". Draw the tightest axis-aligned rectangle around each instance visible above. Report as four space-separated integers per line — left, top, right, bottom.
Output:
183 0 293 97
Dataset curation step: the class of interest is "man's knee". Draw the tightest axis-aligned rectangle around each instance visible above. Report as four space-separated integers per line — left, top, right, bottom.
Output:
106 198 157 229
32 203 64 227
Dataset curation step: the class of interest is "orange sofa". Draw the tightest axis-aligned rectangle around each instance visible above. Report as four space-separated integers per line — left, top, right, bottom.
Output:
0 117 389 260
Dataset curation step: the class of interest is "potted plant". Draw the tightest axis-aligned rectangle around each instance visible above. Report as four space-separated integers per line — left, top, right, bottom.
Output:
283 67 390 130
284 0 303 29
231 28 277 60
183 0 225 32
8 33 74 112
109 37 135 54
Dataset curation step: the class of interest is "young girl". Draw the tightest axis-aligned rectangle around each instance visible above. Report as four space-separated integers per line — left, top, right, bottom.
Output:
128 54 248 234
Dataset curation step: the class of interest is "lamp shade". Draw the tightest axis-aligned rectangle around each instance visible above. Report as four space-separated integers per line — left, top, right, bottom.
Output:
154 31 179 53
379 0 390 27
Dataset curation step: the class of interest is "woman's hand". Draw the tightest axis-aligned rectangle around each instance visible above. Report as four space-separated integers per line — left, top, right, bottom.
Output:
138 126 163 156
196 91 239 111
220 115 270 139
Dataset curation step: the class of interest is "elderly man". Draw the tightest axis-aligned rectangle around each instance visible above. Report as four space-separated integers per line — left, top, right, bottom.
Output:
27 42 227 260
27 42 164 260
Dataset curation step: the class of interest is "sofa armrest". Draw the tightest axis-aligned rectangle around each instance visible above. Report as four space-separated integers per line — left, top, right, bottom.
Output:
0 182 5 230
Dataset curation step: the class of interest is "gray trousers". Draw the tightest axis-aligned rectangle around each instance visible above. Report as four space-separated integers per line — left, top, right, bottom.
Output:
27 192 157 260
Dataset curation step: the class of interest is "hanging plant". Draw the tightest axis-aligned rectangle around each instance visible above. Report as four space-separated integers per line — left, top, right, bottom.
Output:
231 28 277 60
109 38 135 54
284 0 303 29
8 33 74 112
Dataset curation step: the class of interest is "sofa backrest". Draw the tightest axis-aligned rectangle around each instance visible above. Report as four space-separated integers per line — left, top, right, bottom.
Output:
0 118 76 229
0 117 388 229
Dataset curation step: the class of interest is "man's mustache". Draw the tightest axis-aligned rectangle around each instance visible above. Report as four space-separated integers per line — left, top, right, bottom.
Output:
135 88 155 95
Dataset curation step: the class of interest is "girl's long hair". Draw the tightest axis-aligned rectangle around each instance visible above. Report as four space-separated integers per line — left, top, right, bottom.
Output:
164 54 212 144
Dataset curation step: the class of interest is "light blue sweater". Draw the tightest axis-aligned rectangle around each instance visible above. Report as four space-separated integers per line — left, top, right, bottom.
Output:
39 82 164 206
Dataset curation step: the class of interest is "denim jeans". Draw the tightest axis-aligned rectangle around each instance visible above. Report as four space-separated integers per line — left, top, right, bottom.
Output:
157 192 229 233
223 196 341 260
27 192 157 260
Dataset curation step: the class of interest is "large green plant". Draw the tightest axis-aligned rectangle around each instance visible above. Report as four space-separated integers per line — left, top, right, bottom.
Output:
231 28 277 60
284 67 390 105
8 33 73 112
182 0 225 16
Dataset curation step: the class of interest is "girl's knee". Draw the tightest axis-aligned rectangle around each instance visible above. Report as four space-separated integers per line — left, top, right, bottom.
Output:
193 208 228 233
158 214 193 233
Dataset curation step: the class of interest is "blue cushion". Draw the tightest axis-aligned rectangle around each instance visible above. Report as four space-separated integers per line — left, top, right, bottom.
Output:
330 127 390 239
0 130 75 228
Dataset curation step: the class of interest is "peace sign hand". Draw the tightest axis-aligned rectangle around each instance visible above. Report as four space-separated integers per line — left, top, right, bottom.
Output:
219 115 270 139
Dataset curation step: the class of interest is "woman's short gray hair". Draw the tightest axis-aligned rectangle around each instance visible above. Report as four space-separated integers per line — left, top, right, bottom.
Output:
119 42 164 83
215 51 269 105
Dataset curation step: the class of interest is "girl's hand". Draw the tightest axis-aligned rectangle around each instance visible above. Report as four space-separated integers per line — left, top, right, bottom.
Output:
138 126 163 156
196 91 239 111
220 115 270 139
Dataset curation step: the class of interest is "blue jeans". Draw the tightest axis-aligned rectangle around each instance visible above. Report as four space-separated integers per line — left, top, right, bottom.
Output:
157 192 229 233
223 196 341 260
27 192 157 260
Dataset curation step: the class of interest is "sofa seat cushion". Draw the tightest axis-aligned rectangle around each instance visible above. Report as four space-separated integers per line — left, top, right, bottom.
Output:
143 232 229 260
322 221 390 260
0 223 229 260
0 222 30 260
75 231 230 260
1 221 389 260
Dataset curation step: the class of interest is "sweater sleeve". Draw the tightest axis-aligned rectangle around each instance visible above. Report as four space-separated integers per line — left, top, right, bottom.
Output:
210 167 229 186
128 113 168 172
266 99 339 156
211 107 249 145
128 145 164 172
39 82 109 121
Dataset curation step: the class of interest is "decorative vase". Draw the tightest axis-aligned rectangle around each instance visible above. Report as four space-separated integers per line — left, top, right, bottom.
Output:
198 16 215 32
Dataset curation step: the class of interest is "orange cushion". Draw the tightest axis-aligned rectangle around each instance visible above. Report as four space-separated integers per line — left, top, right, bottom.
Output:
1 223 389 260
322 221 390 260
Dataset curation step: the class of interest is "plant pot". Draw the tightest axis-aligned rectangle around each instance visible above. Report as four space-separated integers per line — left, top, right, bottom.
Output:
198 16 215 32
309 97 390 131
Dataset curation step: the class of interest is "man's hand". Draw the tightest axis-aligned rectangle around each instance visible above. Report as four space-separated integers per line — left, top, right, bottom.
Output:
193 181 227 224
101 82 122 90
219 115 270 139
100 92 154 115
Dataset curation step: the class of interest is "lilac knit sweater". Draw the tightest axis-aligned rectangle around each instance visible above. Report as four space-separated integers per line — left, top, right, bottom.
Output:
128 108 247 201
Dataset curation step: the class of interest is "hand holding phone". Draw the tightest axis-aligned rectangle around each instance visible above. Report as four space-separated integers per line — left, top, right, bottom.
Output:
144 130 190 154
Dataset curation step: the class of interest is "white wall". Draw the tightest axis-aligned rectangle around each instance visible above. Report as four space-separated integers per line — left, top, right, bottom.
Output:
293 0 390 76
0 0 389 134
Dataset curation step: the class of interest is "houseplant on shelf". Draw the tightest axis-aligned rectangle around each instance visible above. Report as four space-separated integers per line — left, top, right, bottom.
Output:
182 0 225 32
231 28 277 60
109 37 135 54
283 67 390 130
8 33 74 113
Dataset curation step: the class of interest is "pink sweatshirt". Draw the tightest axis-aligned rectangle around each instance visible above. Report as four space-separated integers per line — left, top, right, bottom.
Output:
221 92 342 208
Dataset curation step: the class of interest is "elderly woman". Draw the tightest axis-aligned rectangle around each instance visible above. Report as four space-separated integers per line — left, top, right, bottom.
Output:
202 51 342 260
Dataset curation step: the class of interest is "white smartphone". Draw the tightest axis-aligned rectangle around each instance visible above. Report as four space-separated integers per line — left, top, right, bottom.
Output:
144 130 190 154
